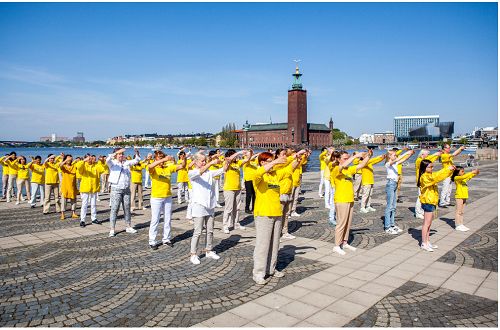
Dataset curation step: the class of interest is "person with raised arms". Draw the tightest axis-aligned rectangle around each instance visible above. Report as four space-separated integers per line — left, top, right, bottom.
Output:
451 166 480 232
59 154 78 220
43 153 62 214
76 154 104 227
28 156 45 208
414 149 443 219
439 144 465 207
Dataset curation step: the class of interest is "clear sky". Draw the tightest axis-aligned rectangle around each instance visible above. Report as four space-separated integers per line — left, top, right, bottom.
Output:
0 2 497 141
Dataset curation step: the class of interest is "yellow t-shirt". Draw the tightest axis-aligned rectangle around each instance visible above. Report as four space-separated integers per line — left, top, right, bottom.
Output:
99 161 110 175
454 172 477 199
76 161 103 193
292 156 306 187
150 164 178 198
44 162 60 184
131 162 146 184
332 165 357 203
440 153 454 168
1 158 18 176
361 155 385 185
419 167 453 205
30 163 45 184
353 158 362 175
319 150 328 171
253 166 289 217
16 163 30 180
243 159 259 181
224 159 243 191
176 159 190 183
210 157 224 179
279 164 294 195
415 154 440 184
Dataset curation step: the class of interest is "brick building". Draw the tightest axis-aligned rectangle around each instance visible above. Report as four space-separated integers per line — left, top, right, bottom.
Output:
237 65 333 149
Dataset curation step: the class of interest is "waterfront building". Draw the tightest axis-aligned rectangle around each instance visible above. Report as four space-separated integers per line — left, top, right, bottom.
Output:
394 115 440 140
373 132 395 144
237 65 333 148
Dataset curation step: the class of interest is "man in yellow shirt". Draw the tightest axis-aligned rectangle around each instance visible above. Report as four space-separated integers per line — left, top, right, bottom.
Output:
76 154 104 226
1 152 18 202
439 144 465 207
176 151 190 204
359 153 386 213
318 147 328 198
43 154 62 214
29 156 45 208
0 153 11 200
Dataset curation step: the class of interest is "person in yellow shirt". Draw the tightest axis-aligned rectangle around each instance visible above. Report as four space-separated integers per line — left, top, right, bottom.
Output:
130 159 147 211
98 156 110 194
74 157 83 190
289 149 308 217
322 147 335 209
318 147 328 198
10 156 31 205
252 152 289 285
76 154 104 227
176 150 190 204
417 159 455 252
43 154 62 214
331 150 371 255
222 149 250 234
439 144 465 207
452 167 479 232
242 150 259 214
148 150 185 250
29 156 45 208
1 152 18 202
352 153 363 202
0 153 12 200
143 153 153 189
208 149 224 207
59 155 79 220
359 152 386 213
414 149 442 219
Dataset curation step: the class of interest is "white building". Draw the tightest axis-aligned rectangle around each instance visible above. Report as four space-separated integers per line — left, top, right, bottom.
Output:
358 133 374 144
394 115 439 139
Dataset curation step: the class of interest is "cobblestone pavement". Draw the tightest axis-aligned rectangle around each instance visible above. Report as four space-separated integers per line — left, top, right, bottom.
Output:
345 281 498 327
0 230 328 327
438 217 498 272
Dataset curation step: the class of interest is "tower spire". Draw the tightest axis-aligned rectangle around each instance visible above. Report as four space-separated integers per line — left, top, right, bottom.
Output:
292 59 303 90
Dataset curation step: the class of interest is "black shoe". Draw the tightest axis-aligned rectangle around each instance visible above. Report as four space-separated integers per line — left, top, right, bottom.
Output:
439 205 448 208
92 219 101 225
245 209 251 214
150 244 159 251
80 221 86 227
163 241 174 247
397 198 403 203
30 205 35 208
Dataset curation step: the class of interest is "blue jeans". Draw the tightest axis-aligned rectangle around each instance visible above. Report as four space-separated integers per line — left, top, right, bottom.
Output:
328 187 336 226
384 179 398 229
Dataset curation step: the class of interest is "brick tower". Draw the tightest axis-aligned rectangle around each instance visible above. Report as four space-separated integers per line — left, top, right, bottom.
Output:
288 64 308 145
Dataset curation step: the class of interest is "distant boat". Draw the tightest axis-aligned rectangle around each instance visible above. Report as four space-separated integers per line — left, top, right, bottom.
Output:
407 143 419 149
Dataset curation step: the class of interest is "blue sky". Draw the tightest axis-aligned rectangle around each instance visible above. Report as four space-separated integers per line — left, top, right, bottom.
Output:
0 2 497 141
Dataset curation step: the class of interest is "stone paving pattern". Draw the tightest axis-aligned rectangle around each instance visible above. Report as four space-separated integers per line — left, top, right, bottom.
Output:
345 281 498 327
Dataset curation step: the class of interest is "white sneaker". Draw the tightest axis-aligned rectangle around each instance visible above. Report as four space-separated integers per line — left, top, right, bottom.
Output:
142 207 147 210
252 276 268 285
359 208 369 214
343 243 357 251
291 212 300 217
456 225 469 232
271 270 285 278
282 233 296 240
235 224 246 230
206 251 220 260
216 203 223 208
108 230 115 237
393 225 403 233
333 246 346 255
415 214 424 219
429 242 438 249
223 227 230 234
15 201 19 205
385 227 398 235
126 227 137 234
421 243 434 252
367 206 376 212
325 205 331 209
190 255 201 265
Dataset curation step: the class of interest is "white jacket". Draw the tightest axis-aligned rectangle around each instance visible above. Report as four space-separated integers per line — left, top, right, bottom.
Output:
188 167 225 210
106 154 141 189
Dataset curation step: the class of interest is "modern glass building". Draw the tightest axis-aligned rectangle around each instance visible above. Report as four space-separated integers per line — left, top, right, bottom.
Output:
394 115 440 140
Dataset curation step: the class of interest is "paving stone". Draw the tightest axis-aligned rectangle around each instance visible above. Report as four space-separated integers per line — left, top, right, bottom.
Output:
253 310 300 327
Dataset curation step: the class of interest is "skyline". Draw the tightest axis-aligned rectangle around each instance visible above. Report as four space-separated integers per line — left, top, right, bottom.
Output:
0 2 497 141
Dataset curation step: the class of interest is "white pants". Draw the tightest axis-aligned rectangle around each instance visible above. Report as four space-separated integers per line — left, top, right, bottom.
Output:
149 197 173 245
439 177 452 206
144 170 151 189
7 174 17 201
177 182 189 204
323 179 331 208
214 179 221 203
318 173 325 196
415 187 424 217
186 188 193 219
30 183 45 206
361 184 373 209
80 193 97 222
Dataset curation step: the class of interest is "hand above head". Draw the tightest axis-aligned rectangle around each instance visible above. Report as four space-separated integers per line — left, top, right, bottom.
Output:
473 169 480 175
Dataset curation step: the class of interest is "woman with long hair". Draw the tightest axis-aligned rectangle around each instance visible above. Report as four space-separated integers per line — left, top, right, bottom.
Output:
417 159 455 252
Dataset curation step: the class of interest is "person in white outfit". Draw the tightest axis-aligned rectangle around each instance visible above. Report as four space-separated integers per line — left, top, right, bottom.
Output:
188 152 227 264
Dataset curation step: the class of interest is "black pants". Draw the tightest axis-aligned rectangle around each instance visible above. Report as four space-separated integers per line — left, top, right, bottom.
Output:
244 180 255 212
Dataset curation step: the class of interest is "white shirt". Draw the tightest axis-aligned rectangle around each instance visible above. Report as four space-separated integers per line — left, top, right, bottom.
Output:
385 162 399 181
188 167 225 217
106 154 141 189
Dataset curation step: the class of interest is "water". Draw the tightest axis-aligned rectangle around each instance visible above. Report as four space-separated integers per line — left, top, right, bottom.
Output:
0 146 474 177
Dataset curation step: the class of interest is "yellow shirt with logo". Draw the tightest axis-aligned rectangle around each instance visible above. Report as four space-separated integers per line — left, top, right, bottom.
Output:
224 159 243 191
454 172 477 199
332 165 357 203
150 164 178 198
361 155 385 185
419 167 453 205
279 164 294 195
253 166 290 217
292 156 306 187
76 161 103 193
15 162 31 180
0 157 18 176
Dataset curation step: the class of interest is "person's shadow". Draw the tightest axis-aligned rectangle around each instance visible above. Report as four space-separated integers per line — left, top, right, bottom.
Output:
408 227 437 246
439 217 456 229
275 245 317 272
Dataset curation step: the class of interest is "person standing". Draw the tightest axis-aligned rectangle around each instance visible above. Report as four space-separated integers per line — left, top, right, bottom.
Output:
318 147 328 198
0 154 10 200
452 167 479 232
59 155 79 220
29 156 45 208
439 144 465 207
11 156 31 205
176 150 191 204
130 159 147 211
188 153 226 264
242 150 259 214
148 151 185 250
1 152 18 202
43 154 62 214
359 153 386 213
106 148 141 237
143 153 153 189
383 149 414 234
414 149 442 219
252 152 289 285
76 155 103 227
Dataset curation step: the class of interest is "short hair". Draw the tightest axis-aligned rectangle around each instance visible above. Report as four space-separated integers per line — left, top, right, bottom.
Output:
178 151 186 156
225 149 236 158
193 152 206 162
258 152 274 164
208 150 216 157
34 156 42 161
113 147 122 153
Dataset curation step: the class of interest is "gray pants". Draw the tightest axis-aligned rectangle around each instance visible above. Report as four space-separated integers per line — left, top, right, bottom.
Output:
222 190 241 229
353 174 362 199
7 174 17 201
61 197 76 212
2 174 8 198
439 177 452 206
43 184 61 213
361 184 373 209
190 215 215 254
253 216 282 279
30 183 44 206
280 197 291 234
290 186 300 214
109 187 132 230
